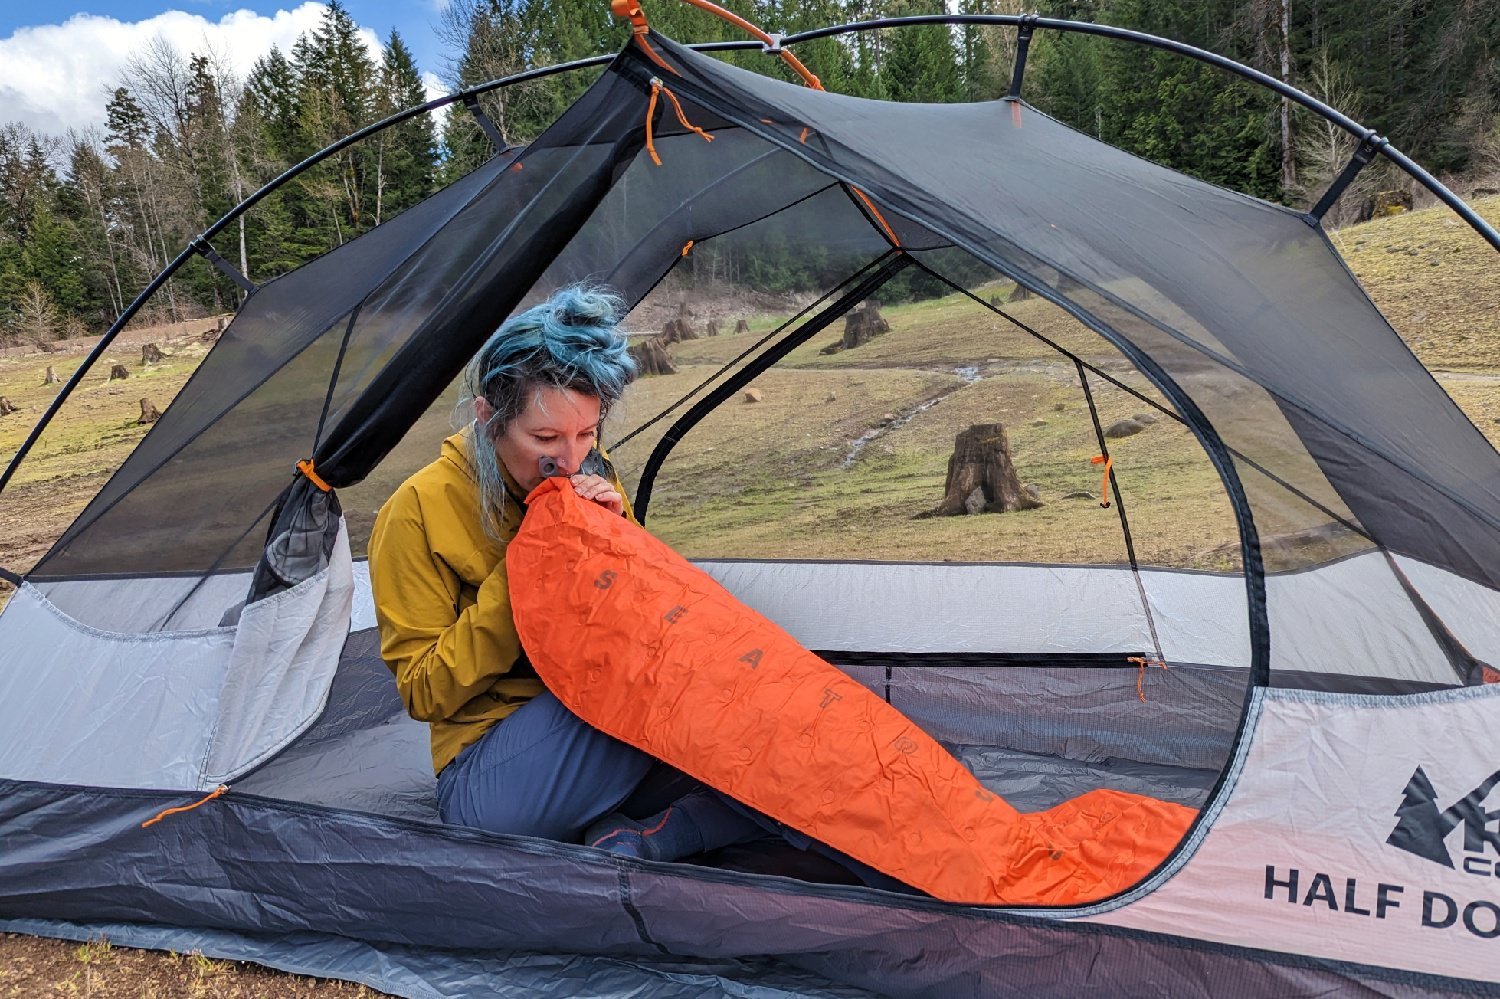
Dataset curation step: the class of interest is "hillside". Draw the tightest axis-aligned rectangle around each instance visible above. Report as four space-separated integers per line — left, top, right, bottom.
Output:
0 198 1497 580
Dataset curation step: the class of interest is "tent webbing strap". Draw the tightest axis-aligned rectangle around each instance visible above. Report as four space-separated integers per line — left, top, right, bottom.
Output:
461 94 507 153
1007 16 1038 98
1077 361 1168 668
631 251 909 522
190 237 257 295
0 565 20 585
1310 132 1387 222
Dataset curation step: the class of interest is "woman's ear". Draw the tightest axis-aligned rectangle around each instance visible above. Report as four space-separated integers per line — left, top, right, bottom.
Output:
474 396 495 427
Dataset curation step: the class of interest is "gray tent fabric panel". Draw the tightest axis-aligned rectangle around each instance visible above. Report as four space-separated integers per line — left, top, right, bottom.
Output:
1093 684 1500 983
881 663 1244 773
0 530 353 790
1394 554 1500 666
0 919 876 999
1262 551 1455 685
233 627 438 820
0 780 650 954
698 558 1462 686
2 779 1494 998
626 866 1494 998
696 561 1161 655
1136 569 1251 667
34 571 255 635
237 641 1223 822
204 522 355 784
0 584 230 788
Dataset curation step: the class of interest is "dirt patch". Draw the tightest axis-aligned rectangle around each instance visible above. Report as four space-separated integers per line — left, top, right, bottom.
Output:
0 933 389 998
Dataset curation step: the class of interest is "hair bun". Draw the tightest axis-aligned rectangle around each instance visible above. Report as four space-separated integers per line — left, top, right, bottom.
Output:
552 285 623 329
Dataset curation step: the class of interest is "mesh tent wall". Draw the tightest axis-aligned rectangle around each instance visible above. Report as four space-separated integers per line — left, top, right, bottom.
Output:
2 16 1499 997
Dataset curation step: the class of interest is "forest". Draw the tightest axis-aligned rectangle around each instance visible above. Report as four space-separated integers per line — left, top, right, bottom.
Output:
1 0 1497 345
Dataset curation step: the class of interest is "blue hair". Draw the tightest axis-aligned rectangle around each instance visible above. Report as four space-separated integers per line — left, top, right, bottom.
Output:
465 284 637 533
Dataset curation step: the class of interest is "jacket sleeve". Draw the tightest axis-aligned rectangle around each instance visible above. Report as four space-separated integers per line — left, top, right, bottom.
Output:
368 491 522 723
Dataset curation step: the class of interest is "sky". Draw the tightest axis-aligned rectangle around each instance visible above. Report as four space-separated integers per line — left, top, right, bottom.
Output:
0 1 453 140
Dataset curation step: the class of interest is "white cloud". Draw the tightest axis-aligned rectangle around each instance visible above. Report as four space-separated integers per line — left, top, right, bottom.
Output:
420 70 448 105
0 5 389 139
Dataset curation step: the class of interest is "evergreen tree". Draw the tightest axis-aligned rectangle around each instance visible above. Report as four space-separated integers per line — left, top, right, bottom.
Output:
240 46 313 278
293 0 378 239
1094 0 1280 199
881 4 963 103
57 140 125 322
438 0 542 174
373 31 438 225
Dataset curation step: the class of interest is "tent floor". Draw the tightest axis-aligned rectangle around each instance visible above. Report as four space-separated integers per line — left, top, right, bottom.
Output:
235 633 1220 863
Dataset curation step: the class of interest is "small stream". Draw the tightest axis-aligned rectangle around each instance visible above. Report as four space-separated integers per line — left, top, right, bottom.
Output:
841 366 984 468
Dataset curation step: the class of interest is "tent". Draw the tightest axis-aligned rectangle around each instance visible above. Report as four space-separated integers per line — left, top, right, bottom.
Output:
3 10 1500 996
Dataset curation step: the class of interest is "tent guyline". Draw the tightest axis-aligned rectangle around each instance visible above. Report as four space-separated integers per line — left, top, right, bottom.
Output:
931 270 1380 553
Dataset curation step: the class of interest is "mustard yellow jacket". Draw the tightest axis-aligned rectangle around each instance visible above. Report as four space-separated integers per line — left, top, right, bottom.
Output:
368 428 632 775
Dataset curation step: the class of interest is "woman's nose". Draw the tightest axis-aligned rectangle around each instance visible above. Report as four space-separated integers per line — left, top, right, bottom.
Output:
559 441 592 476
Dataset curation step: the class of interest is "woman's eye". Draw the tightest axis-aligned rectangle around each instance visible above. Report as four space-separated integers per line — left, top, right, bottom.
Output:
533 435 557 445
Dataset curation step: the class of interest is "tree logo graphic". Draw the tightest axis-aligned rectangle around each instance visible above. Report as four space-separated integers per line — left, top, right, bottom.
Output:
1387 766 1500 868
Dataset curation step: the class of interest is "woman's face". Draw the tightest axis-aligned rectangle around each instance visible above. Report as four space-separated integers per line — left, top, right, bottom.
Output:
480 385 602 494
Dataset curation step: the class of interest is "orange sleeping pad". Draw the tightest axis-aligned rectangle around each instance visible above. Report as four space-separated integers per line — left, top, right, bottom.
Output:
507 478 1195 905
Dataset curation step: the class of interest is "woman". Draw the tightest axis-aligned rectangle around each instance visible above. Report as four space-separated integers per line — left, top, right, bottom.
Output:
368 285 759 861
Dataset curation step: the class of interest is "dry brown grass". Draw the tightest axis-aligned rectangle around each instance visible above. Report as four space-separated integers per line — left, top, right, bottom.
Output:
0 933 388 998
1331 194 1500 370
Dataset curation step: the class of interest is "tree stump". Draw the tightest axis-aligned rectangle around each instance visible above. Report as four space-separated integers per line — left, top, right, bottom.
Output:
841 301 889 351
743 387 763 403
734 318 750 334
661 318 698 344
44 365 58 385
109 364 130 381
928 424 1042 517
0 397 16 416
141 342 164 364
629 338 676 376
137 398 162 424
1374 190 1413 216
216 316 227 333
1009 283 1033 303
705 320 720 337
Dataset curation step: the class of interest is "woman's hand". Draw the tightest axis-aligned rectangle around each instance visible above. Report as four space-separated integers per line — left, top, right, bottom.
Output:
570 473 624 516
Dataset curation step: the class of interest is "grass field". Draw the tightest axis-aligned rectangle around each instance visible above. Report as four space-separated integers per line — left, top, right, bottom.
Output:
3 197 1497 581
0 197 1496 994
